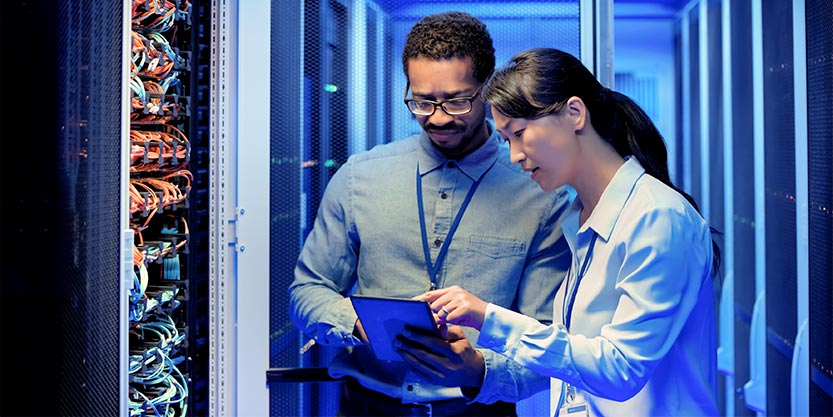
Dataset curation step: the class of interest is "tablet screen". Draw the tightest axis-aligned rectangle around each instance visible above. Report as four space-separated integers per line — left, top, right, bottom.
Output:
350 295 441 362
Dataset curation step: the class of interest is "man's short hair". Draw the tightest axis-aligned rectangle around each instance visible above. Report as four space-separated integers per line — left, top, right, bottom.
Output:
402 11 496 84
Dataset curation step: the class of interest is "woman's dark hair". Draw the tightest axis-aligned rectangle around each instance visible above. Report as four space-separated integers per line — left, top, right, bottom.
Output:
483 47 721 274
402 11 495 84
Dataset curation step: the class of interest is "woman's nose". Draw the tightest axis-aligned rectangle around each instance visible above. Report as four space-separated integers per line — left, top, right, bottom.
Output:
508 144 524 165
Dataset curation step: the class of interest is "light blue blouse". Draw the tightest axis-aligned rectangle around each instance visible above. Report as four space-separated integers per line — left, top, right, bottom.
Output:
478 157 718 416
289 124 573 404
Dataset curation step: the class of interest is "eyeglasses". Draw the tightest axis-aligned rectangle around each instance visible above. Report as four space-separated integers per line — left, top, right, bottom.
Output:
403 83 482 116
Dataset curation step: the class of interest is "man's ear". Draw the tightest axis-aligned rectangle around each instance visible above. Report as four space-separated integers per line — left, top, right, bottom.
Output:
565 96 586 132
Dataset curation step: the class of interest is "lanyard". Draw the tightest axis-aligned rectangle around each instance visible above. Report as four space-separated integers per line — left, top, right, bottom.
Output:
556 232 599 415
562 233 598 330
416 161 494 289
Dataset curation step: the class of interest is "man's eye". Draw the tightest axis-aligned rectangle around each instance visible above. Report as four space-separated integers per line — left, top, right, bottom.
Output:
513 129 524 137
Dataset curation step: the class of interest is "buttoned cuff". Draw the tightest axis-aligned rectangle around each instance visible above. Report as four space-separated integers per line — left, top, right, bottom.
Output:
470 348 507 404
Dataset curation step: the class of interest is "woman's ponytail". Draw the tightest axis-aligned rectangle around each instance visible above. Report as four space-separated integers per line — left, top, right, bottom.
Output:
601 91 722 274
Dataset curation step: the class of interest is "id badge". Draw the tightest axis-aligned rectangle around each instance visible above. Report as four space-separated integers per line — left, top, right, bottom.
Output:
559 403 590 417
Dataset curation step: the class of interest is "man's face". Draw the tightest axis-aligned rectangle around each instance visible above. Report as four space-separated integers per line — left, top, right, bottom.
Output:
406 57 488 159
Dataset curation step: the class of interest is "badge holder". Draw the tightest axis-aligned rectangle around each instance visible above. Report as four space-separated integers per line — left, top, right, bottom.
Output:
558 383 590 417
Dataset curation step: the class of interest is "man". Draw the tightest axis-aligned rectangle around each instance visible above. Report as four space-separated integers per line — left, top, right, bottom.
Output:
289 11 572 416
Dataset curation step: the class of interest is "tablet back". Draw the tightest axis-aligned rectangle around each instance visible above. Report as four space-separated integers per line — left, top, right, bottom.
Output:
350 295 440 362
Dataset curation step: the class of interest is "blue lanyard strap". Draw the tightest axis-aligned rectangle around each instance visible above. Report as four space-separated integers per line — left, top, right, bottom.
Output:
416 161 494 289
563 233 598 330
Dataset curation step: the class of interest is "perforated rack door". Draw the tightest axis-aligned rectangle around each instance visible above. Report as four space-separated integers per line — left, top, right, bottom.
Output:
806 0 833 414
1 0 123 415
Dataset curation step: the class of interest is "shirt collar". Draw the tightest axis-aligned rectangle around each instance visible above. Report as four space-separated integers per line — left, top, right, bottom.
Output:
417 121 500 181
579 156 645 241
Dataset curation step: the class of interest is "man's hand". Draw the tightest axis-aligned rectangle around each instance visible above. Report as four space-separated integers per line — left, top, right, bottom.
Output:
394 326 485 389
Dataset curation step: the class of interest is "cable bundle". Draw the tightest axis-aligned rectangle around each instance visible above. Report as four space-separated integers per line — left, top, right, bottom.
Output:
132 31 185 82
130 125 190 171
128 315 189 417
132 0 178 33
130 71 186 123
129 171 192 230
133 216 189 266
131 26 189 123
129 2 193 415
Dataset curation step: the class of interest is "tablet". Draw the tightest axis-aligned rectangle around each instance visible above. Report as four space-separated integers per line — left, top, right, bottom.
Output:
350 295 441 362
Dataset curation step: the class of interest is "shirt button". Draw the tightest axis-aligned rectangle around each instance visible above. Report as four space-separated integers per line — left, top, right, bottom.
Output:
407 384 414 391
434 239 442 247
440 192 448 199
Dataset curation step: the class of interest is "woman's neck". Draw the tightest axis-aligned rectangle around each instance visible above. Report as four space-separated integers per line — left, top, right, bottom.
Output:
573 138 626 226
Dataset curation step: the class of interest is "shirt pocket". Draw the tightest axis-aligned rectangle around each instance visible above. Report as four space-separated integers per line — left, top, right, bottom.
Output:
467 235 526 258
460 235 526 304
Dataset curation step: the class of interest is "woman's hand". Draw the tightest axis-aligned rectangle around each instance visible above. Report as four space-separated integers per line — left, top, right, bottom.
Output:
415 285 489 330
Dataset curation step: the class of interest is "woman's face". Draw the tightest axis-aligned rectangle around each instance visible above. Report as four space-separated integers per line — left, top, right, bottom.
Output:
492 108 579 192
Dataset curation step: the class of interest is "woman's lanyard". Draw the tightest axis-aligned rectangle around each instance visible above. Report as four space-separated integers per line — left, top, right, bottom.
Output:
562 233 599 330
416 161 494 289
556 232 599 415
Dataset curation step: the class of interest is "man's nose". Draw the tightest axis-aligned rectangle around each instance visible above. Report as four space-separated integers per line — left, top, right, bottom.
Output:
427 107 454 125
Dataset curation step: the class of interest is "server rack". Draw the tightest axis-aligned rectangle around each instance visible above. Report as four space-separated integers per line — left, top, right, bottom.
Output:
127 1 211 416
0 1 216 415
676 0 833 414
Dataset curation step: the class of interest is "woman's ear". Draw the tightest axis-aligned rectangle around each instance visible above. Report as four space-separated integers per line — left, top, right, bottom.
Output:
565 96 586 132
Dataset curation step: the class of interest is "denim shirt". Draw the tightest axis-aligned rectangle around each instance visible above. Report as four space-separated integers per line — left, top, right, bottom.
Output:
289 124 572 404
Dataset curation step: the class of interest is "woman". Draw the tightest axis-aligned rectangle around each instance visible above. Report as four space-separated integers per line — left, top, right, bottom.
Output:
416 48 721 416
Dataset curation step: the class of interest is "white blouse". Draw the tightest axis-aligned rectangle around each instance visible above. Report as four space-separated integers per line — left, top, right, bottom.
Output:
478 157 719 416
